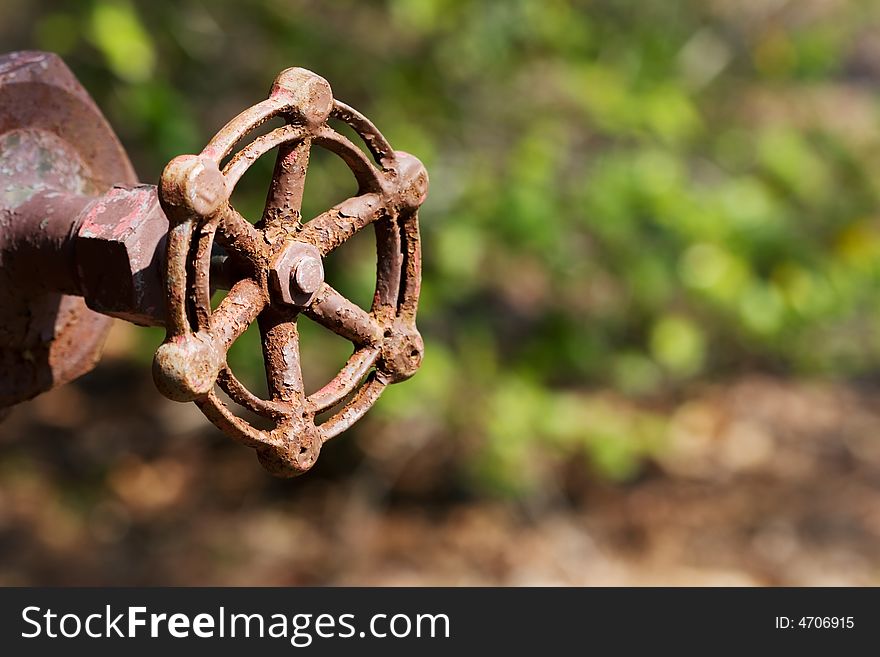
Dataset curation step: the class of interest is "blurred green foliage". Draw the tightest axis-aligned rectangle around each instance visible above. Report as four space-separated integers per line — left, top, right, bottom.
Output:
5 0 880 493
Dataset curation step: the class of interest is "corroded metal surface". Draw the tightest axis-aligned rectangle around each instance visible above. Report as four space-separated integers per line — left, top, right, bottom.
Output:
74 185 169 326
153 67 427 477
0 53 427 478
0 51 136 409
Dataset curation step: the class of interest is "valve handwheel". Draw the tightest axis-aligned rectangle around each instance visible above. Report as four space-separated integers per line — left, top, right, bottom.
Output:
152 68 427 477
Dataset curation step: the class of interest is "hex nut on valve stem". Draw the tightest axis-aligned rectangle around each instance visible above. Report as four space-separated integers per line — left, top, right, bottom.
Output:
269 241 325 306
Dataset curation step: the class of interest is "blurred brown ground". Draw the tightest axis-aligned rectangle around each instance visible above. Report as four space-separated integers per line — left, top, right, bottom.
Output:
1 322 879 586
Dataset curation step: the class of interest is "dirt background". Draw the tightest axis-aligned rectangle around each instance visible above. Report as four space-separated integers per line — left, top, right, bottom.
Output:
1 323 878 586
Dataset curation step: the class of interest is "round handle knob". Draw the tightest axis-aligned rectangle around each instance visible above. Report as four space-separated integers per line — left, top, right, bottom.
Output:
152 67 427 477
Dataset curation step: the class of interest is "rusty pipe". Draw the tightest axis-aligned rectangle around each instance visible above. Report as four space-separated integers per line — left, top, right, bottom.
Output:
4 184 168 325
3 184 245 327
2 190 91 296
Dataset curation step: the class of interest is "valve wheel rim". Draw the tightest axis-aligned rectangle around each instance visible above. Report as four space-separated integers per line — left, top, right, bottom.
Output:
156 69 426 476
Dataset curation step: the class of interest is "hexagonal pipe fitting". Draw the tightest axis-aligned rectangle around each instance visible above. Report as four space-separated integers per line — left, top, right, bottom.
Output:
73 185 169 326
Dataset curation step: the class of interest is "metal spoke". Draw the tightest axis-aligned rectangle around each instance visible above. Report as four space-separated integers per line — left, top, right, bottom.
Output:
304 283 383 346
262 138 311 233
297 192 386 256
208 277 267 351
215 204 266 264
258 306 306 406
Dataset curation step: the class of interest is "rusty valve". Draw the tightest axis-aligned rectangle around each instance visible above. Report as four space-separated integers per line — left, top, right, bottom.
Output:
0 52 426 478
151 68 427 477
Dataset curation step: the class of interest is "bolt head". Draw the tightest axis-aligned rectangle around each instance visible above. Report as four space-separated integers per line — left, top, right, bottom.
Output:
269 241 324 306
293 255 324 294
